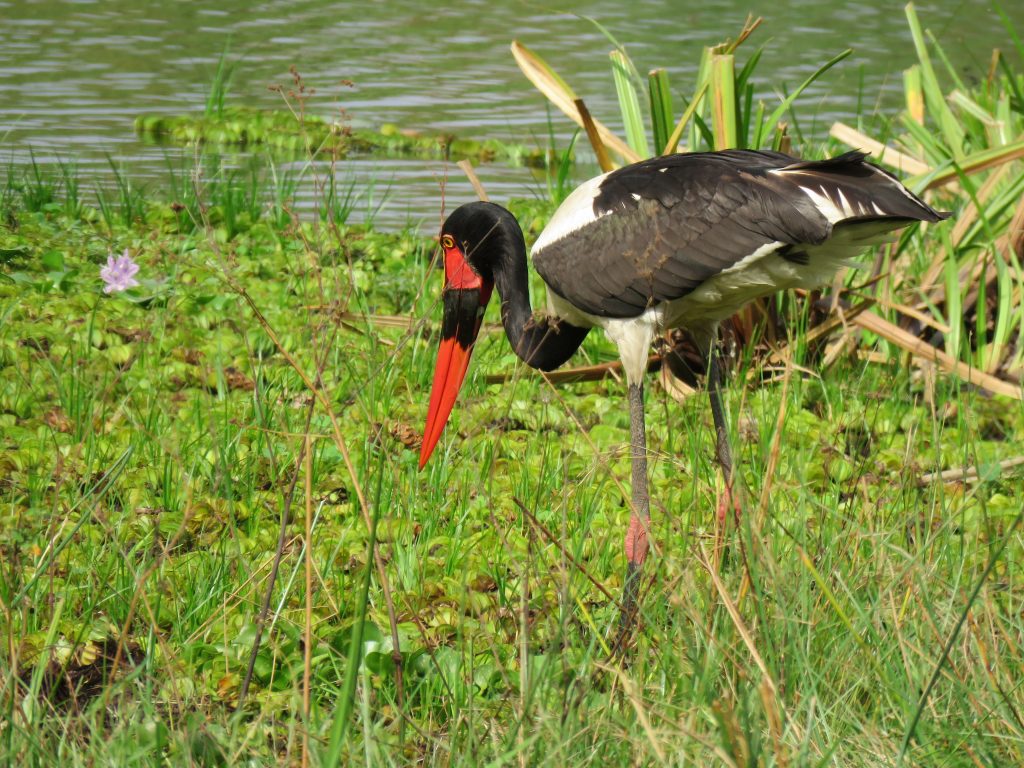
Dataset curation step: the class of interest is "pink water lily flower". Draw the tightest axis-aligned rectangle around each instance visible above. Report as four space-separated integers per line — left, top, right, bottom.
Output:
100 249 140 293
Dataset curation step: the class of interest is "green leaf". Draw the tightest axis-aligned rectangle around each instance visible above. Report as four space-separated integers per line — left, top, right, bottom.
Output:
40 250 65 272
942 226 961 361
664 81 709 154
610 50 650 158
648 69 673 155
710 53 737 150
904 138 1024 191
0 245 29 263
905 2 965 156
761 49 851 144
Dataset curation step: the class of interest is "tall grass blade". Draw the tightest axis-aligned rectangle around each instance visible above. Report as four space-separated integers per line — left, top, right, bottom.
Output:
906 138 1024 190
905 2 964 156
898 506 1024 762
663 81 708 155
904 65 925 125
948 90 997 127
989 248 1013 372
995 1 1024 57
511 41 640 163
710 54 737 150
974 250 989 369
575 13 642 82
610 50 650 157
205 45 235 119
322 475 383 765
648 69 673 155
688 47 713 151
942 229 962 361
760 49 851 143
925 29 969 94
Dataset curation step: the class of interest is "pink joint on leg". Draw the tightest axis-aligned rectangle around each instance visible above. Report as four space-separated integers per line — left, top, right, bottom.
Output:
716 482 742 527
624 515 649 564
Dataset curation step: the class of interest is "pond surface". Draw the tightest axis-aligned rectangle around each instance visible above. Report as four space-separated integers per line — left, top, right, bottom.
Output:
1 0 1020 228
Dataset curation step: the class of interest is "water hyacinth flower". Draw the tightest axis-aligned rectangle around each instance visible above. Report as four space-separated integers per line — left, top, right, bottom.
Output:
100 249 140 293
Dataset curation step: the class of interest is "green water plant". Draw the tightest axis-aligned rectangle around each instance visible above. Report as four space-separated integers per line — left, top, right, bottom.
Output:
513 16 850 165
135 108 555 168
830 3 1024 383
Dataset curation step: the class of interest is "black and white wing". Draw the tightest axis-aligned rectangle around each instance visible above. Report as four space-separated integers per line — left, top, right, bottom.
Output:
532 150 948 319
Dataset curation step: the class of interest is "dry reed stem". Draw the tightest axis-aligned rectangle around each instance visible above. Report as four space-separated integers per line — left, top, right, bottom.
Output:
918 455 1024 485
457 159 489 201
853 310 1021 399
575 98 615 173
597 663 668 763
302 436 312 768
696 545 780 697
829 122 931 175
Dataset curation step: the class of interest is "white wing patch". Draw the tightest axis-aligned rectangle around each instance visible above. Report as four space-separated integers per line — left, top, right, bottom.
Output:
716 240 785 277
778 161 927 219
531 172 610 255
799 185 848 223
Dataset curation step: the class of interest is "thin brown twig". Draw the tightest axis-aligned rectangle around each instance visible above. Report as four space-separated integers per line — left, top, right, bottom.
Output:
237 397 316 710
457 159 489 201
918 455 1024 486
302 434 313 768
513 498 616 604
756 355 793 522
576 99 615 173
232 283 406 723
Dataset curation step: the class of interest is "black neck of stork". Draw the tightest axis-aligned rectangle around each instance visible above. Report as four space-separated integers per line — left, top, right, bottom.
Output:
459 202 590 372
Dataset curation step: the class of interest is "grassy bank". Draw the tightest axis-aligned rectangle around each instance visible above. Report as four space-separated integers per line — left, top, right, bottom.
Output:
0 146 1021 767
3 11 1024 766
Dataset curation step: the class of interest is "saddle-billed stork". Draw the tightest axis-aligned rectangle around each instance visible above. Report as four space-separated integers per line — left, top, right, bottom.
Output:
418 149 948 629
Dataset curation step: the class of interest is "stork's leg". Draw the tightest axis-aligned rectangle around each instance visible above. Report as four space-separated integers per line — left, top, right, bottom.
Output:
708 346 740 528
619 381 650 634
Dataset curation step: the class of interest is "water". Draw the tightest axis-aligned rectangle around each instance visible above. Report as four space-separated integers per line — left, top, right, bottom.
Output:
0 0 1019 228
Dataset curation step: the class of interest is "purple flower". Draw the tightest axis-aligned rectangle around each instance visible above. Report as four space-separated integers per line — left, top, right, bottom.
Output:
100 250 140 293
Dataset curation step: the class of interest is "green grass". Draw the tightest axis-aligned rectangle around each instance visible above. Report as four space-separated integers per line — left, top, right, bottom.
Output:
0 154 1022 767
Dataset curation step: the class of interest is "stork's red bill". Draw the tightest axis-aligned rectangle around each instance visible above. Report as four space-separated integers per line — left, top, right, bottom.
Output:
419 234 493 468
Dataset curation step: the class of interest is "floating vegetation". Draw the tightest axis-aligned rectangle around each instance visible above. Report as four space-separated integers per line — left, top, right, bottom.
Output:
134 107 555 167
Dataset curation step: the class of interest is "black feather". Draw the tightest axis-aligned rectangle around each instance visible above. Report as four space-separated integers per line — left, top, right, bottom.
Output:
534 150 947 319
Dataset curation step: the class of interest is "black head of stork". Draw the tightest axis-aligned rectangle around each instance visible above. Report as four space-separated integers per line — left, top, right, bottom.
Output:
419 149 949 634
419 201 590 468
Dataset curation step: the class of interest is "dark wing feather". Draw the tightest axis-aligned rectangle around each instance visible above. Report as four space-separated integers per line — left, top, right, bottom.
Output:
533 150 946 319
